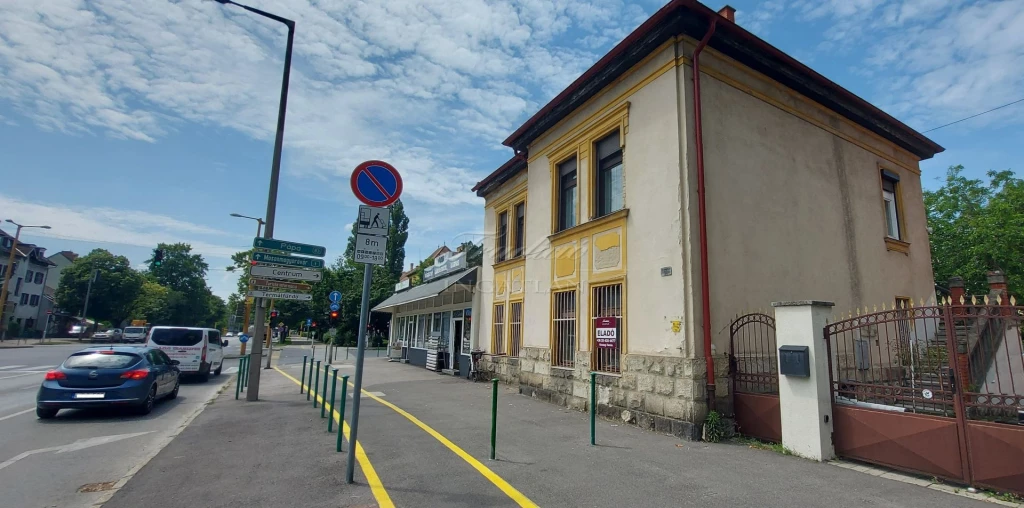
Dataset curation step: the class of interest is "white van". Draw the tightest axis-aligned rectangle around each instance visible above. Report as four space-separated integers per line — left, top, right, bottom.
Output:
145 327 226 380
122 326 148 343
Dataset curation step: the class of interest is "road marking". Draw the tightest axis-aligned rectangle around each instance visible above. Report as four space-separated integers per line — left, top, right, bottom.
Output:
0 365 26 370
224 367 238 374
0 372 42 381
24 365 56 371
0 431 152 471
274 367 394 508
0 408 34 422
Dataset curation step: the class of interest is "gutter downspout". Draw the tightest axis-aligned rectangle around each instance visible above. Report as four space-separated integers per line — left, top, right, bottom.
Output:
692 17 718 412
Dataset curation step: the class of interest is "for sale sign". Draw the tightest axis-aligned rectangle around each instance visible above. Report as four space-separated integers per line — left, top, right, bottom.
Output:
595 317 618 349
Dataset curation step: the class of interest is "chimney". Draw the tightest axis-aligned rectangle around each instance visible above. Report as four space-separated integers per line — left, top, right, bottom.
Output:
948 276 966 315
987 270 1009 311
718 5 736 22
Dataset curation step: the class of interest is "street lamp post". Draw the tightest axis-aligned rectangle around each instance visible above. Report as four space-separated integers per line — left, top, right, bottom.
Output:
229 213 264 357
215 0 294 401
0 220 52 340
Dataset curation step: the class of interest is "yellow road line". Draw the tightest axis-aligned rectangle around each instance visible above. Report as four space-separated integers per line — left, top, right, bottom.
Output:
273 366 394 508
346 380 539 508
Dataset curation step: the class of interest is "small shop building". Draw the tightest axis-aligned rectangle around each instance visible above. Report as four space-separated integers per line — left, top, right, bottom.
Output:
374 249 481 378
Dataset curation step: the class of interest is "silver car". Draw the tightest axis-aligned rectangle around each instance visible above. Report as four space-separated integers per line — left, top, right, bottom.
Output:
90 329 123 343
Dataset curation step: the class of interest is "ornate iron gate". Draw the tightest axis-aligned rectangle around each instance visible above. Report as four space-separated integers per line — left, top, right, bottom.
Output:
824 300 1024 495
729 312 781 442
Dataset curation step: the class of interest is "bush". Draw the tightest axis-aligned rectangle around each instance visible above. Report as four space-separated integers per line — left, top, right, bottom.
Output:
704 410 726 443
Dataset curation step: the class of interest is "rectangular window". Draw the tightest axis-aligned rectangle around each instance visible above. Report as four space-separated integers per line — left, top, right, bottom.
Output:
881 171 901 241
30 295 39 306
416 314 428 348
552 290 577 367
395 316 405 346
496 210 508 262
513 202 525 258
557 157 578 232
25 270 33 282
407 316 418 348
34 272 43 284
432 312 442 337
492 304 506 355
20 293 29 305
595 130 624 217
509 301 523 357
592 283 623 373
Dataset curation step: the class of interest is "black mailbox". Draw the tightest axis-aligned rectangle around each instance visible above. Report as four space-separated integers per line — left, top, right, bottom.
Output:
779 345 810 377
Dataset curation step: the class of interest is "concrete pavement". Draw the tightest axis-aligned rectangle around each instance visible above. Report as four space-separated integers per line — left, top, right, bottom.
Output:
0 345 233 508
101 345 1005 508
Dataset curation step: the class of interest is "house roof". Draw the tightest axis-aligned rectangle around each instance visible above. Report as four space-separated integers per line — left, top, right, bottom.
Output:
372 267 478 312
472 154 528 197
498 0 942 161
52 251 78 263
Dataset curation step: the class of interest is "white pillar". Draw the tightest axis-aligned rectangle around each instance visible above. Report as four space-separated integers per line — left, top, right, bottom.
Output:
772 300 835 461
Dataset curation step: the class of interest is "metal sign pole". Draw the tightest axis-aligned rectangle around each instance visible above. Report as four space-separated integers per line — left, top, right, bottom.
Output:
345 263 373 484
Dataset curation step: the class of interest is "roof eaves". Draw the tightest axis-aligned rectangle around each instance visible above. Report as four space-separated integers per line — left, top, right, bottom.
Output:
472 154 528 197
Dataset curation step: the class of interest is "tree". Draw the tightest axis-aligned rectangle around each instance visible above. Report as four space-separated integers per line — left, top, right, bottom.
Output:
128 280 173 325
460 241 483 267
145 243 214 326
925 165 1024 294
55 249 144 325
385 199 410 280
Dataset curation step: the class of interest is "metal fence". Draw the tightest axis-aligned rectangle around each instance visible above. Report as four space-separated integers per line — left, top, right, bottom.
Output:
491 303 506 355
552 290 576 368
509 301 523 357
729 312 778 394
591 283 622 373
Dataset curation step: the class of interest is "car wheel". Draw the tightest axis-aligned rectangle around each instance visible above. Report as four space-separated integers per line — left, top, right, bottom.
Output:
136 386 156 415
167 381 179 400
214 364 222 376
36 407 58 419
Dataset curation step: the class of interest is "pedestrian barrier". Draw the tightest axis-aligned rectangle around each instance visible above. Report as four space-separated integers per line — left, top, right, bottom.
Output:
337 375 349 452
306 357 314 401
327 369 338 432
235 356 245 399
321 366 330 418
300 355 307 394
313 360 321 408
590 371 596 446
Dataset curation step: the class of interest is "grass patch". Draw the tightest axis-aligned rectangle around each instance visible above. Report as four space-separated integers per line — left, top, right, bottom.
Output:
733 436 793 456
984 490 1024 503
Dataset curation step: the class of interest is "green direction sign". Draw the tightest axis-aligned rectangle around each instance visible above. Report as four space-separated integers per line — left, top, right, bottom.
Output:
253 238 326 257
252 252 325 269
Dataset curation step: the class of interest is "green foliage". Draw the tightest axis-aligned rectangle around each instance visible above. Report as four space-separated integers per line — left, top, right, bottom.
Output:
703 410 726 443
55 249 144 325
385 199 410 280
460 241 483 267
145 243 216 326
925 165 1024 294
128 280 173 325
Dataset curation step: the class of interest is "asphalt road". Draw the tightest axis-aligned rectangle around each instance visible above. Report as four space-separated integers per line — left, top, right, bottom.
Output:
0 344 233 508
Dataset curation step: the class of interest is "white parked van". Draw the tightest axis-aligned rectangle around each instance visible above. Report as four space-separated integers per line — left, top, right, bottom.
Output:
145 327 226 380
122 326 148 343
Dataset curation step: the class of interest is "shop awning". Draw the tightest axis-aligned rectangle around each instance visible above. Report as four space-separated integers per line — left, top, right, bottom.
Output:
372 267 477 312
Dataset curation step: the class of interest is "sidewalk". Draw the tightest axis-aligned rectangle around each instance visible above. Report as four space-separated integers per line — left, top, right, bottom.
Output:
102 351 1012 508
102 361 376 508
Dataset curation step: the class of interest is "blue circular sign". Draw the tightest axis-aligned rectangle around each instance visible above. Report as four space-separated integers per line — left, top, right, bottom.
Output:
238 334 249 343
328 290 342 303
350 160 402 207
330 302 340 312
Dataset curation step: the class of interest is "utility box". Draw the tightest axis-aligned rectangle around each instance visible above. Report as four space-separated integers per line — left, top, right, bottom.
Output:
779 345 810 377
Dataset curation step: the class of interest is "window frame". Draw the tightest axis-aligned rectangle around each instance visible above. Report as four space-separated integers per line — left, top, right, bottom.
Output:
495 210 508 263
20 293 29 305
550 289 577 368
491 303 506 355
513 201 526 259
555 155 579 233
593 128 624 219
508 299 523 357
34 272 44 284
25 270 33 283
29 294 39 306
879 166 909 253
590 281 625 374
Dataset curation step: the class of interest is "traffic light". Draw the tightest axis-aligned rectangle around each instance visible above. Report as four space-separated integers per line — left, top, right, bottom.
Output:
270 310 279 319
154 249 164 267
311 321 317 328
330 311 338 319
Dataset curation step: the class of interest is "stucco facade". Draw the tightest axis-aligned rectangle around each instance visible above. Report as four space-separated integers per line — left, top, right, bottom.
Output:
474 2 941 439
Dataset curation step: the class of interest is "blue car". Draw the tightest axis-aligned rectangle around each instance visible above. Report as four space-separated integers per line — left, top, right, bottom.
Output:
36 346 181 419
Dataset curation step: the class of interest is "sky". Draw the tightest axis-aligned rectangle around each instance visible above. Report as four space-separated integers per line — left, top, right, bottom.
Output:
1 0 1021 302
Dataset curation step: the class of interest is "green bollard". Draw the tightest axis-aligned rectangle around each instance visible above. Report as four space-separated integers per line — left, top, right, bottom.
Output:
346 347 349 360
313 361 321 408
306 357 314 401
321 366 330 418
241 355 249 389
328 369 338 432
300 355 307 394
590 372 597 446
235 357 243 399
336 375 349 452
490 378 498 460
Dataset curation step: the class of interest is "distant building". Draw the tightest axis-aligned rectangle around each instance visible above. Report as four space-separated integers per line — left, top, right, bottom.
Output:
45 251 77 293
0 230 56 334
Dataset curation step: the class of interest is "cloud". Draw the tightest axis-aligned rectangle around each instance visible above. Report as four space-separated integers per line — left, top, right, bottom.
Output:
0 0 647 211
0 194 245 259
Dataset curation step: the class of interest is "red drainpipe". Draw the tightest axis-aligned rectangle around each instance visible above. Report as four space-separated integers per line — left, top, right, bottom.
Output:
691 17 718 411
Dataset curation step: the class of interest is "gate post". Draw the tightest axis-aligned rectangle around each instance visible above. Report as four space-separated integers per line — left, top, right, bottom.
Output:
773 300 835 461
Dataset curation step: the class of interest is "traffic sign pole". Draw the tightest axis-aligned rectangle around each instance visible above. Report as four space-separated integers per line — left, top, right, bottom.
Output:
345 263 373 484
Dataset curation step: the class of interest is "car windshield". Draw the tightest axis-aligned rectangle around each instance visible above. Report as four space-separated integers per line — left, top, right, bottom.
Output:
124 327 146 334
150 328 203 346
64 352 141 370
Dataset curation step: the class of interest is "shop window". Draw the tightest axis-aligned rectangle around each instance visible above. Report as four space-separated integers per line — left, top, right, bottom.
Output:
595 130 623 218
552 290 576 367
407 317 418 348
592 283 623 373
395 316 406 346
509 301 523 357
461 308 472 355
557 157 578 232
416 314 428 348
492 304 506 355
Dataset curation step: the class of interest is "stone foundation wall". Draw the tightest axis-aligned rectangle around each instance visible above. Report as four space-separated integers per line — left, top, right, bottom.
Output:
516 347 732 440
480 355 520 386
